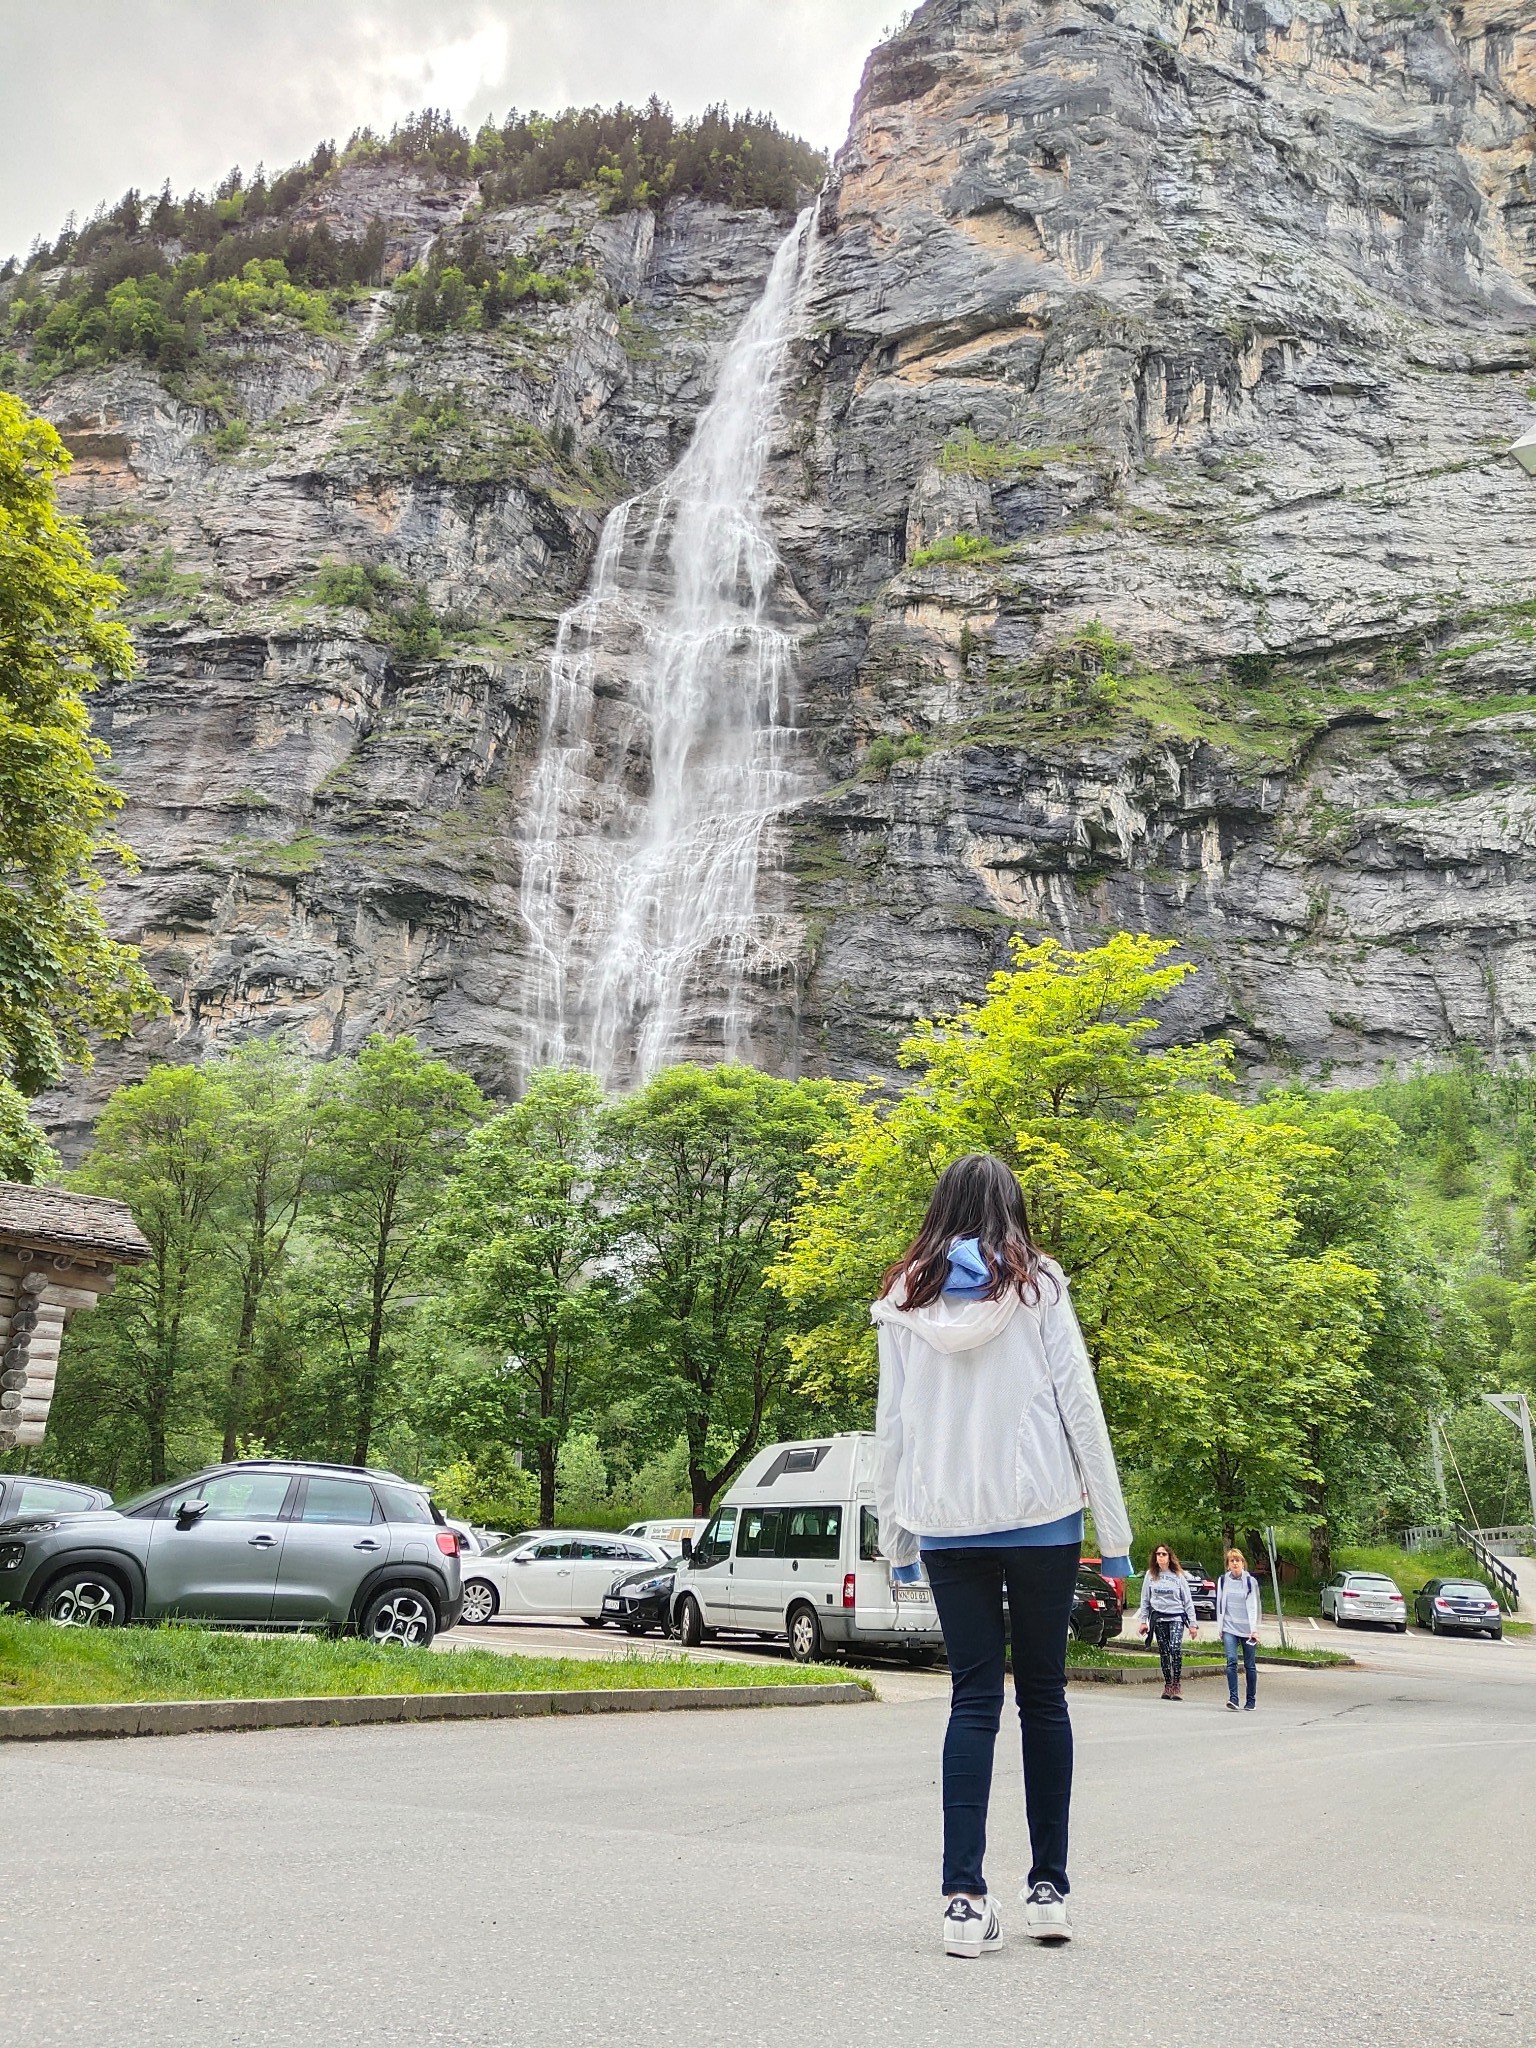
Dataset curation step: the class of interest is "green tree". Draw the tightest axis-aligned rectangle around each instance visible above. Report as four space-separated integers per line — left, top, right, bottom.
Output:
65 1064 227 1482
311 1034 485 1466
605 1064 849 1514
205 1040 318 1460
0 393 164 1165
775 936 1380 1542
431 1068 613 1526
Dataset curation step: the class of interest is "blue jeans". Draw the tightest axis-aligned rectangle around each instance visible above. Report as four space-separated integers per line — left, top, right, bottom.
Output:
1225 1631 1258 1707
923 1543 1079 1898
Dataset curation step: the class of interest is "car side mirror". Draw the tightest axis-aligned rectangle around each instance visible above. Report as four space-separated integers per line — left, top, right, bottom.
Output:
175 1500 209 1528
680 1535 693 1557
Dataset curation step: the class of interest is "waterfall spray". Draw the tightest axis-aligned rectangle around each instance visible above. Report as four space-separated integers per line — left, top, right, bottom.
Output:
519 208 816 1085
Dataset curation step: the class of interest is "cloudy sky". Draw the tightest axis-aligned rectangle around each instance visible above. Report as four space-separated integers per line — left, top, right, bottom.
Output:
2 0 902 260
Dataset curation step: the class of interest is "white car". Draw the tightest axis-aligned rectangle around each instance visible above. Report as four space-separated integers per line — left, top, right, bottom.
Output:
458 1529 675 1626
621 1517 705 1553
1321 1570 1408 1631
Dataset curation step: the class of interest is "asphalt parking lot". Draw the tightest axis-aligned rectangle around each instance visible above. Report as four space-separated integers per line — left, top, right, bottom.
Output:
4 1622 1532 2048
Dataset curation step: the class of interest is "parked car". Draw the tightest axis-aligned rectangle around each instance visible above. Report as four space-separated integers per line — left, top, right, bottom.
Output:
1320 1570 1407 1630
457 1530 674 1626
1413 1577 1504 1638
1070 1567 1124 1646
0 1475 111 1521
0 1460 461 1644
1183 1562 1218 1620
1080 1554 1128 1604
621 1517 705 1554
669 1434 946 1664
603 1556 680 1635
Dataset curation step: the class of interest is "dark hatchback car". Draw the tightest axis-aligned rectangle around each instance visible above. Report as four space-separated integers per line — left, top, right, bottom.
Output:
602 1554 681 1635
1070 1567 1124 1647
1184 1562 1219 1620
0 1459 462 1645
1413 1577 1504 1639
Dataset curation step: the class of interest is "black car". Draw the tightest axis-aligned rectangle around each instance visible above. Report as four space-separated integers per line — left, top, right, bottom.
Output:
1070 1567 1123 1647
602 1555 678 1635
1185 1562 1219 1620
1413 1577 1504 1638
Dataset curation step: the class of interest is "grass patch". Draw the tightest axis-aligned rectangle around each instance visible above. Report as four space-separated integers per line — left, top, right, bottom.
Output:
1097 1640 1352 1668
907 531 1010 571
0 1617 864 1707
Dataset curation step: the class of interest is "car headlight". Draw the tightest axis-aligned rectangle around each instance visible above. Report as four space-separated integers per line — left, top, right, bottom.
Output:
0 1543 25 1570
622 1575 670 1598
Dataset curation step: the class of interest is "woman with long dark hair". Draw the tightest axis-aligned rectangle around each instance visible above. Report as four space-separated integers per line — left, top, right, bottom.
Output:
873 1153 1133 1958
1135 1543 1197 1698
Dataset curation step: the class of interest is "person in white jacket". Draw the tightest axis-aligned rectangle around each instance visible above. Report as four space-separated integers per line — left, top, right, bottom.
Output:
872 1153 1134 1959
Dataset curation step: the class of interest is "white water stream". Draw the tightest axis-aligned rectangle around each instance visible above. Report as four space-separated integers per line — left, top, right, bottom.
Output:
518 209 816 1086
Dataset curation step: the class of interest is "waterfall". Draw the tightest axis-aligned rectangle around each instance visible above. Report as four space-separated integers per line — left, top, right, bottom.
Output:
518 208 817 1086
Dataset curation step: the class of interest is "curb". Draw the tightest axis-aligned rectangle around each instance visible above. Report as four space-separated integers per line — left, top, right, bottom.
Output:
1069 1663 1224 1686
1097 1651 1354 1673
0 1681 870 1743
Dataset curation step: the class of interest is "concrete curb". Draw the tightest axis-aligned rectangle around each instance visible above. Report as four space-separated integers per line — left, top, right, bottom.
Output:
1069 1662 1225 1685
1095 1650 1354 1673
0 1681 870 1743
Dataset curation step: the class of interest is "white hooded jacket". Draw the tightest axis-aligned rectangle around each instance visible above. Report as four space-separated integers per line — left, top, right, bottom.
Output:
871 1257 1133 1568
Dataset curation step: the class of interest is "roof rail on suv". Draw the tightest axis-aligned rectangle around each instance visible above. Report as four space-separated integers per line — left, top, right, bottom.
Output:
208 1458 422 1488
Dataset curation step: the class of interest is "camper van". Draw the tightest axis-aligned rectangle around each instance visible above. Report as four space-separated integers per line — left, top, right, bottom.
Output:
669 1433 944 1663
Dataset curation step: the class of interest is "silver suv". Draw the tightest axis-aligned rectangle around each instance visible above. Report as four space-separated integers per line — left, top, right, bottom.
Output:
0 1460 462 1645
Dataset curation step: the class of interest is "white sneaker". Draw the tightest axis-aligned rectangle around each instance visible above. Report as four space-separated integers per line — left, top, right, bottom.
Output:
943 1895 1002 1957
1022 1880 1073 1942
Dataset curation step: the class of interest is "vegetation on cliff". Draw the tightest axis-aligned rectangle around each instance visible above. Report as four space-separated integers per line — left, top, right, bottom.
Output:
0 394 164 1178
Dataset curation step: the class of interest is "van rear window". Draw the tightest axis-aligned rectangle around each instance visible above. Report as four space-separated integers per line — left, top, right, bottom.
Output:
860 1507 883 1562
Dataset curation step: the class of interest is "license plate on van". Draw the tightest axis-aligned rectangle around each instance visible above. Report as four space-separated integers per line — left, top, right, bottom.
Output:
894 1584 931 1605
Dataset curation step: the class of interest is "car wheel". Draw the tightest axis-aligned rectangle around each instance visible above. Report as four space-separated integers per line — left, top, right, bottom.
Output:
35 1567 128 1628
1394 1623 1406 1633
1333 1610 1347 1628
1490 1627 1503 1640
788 1604 822 1664
1429 1613 1440 1636
459 1578 498 1626
360 1584 436 1649
677 1595 705 1647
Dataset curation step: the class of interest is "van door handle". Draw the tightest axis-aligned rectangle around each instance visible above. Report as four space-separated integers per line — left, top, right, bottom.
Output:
248 1534 276 1548
354 1538 382 1551
791 1560 799 1571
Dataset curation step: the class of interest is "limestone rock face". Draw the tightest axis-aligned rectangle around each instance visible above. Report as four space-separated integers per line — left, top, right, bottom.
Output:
25 3 1536 1142
777 0 1536 1081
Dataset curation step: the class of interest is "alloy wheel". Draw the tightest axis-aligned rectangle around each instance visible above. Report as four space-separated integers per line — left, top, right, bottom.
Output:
46 1578 120 1627
460 1581 496 1626
368 1590 433 1647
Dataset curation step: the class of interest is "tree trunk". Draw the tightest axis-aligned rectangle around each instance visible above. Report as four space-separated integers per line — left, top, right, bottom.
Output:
538 1439 557 1527
221 1277 261 1463
352 1259 388 1467
1310 1520 1332 1583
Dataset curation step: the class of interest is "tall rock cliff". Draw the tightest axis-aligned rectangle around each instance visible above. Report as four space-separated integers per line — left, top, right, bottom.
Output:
18 1 1536 1145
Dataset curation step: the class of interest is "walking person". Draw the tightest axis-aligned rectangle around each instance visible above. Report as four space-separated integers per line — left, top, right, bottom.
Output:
1136 1544 1196 1698
1216 1546 1262 1711
872 1154 1133 1959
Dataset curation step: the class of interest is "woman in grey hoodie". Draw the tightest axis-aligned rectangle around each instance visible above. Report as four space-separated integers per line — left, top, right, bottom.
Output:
1136 1544 1197 1698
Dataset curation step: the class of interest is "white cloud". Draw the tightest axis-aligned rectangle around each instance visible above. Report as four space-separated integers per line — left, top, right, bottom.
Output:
0 0 896 259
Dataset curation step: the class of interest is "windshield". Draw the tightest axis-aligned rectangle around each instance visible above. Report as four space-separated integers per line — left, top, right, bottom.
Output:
1349 1575 1399 1590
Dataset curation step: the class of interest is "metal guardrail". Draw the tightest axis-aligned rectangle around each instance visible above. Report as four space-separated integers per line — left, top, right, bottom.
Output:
1453 1524 1521 1612
1404 1523 1450 1553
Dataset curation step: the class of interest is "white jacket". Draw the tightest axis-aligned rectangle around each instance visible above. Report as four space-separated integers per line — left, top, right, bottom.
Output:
871 1259 1133 1569
1215 1569 1263 1637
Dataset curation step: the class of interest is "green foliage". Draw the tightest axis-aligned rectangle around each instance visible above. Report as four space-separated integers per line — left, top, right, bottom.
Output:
603 1063 851 1513
308 1035 488 1466
863 733 929 776
428 1069 613 1525
313 559 443 660
0 1075 57 1181
5 257 343 380
775 935 1382 1540
390 233 593 336
907 531 1008 570
0 394 164 1107
475 100 825 214
937 430 1091 480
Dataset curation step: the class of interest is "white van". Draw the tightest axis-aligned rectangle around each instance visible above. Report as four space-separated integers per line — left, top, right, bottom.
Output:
669 1433 944 1663
621 1517 705 1552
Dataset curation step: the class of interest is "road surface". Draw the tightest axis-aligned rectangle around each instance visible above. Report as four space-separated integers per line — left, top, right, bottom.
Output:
4 1629 1532 2047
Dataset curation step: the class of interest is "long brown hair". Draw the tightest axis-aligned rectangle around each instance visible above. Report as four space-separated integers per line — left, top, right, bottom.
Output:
1147 1543 1181 1579
880 1154 1050 1310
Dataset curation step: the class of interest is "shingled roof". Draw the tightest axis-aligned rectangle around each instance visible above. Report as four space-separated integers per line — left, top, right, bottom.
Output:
0 1182 150 1264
